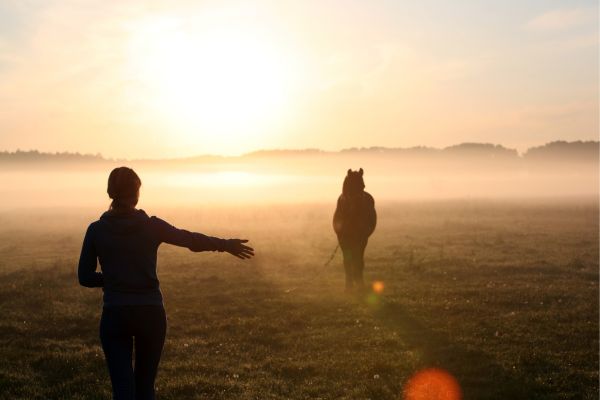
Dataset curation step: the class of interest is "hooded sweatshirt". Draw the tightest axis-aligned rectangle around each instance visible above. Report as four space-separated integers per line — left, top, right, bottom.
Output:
78 209 228 306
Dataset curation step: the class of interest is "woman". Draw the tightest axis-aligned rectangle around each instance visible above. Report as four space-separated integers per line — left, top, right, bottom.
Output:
78 167 254 400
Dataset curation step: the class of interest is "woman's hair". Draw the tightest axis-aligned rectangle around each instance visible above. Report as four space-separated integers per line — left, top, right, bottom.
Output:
107 167 141 210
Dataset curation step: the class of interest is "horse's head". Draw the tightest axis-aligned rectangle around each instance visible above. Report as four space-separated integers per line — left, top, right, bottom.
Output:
342 168 365 196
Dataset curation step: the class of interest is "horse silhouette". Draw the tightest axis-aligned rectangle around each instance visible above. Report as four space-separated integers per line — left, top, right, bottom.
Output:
333 168 377 291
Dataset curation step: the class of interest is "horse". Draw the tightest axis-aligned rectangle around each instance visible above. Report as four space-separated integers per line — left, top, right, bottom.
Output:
333 168 377 291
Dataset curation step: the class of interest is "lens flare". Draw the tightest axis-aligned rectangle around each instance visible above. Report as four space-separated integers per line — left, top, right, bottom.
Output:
372 281 384 294
403 368 462 400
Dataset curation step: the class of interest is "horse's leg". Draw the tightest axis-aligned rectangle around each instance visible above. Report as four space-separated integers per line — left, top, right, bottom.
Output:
341 244 354 291
353 239 367 290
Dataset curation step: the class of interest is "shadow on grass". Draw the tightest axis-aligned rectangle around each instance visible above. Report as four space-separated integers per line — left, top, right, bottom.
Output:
374 301 557 400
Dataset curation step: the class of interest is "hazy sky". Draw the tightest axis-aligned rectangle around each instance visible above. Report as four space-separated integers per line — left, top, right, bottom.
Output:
0 0 597 158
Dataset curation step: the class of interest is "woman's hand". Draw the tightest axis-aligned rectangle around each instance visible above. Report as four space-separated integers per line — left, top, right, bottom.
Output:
225 239 254 259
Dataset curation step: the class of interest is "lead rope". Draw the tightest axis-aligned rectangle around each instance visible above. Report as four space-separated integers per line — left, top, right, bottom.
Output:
323 244 340 267
284 244 340 293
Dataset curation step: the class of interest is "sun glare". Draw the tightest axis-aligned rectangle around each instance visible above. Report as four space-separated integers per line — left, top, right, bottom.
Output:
125 13 295 152
164 171 284 187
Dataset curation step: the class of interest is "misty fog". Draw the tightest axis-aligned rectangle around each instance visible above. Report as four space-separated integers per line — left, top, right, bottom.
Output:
1 144 597 210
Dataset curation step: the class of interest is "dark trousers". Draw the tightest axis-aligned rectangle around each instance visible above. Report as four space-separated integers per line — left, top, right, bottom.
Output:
100 305 167 400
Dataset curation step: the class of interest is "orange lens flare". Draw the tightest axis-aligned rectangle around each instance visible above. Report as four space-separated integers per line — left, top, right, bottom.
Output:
403 368 462 400
372 281 384 294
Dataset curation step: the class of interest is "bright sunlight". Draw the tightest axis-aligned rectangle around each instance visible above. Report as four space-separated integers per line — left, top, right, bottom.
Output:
125 13 296 152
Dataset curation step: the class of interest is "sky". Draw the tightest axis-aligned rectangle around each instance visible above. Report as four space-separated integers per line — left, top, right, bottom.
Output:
0 0 598 159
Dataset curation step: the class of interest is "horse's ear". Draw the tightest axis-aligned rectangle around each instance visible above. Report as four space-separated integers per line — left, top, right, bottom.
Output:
359 168 363 176
347 169 352 175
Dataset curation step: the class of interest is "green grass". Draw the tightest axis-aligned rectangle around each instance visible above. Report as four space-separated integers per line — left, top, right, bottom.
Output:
0 200 597 399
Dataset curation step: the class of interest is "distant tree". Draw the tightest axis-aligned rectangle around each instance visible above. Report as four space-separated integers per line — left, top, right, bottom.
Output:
523 141 599 162
0 149 106 162
442 143 518 159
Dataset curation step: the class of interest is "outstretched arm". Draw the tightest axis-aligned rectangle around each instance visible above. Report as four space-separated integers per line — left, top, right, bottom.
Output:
150 217 254 259
78 225 103 288
222 239 254 259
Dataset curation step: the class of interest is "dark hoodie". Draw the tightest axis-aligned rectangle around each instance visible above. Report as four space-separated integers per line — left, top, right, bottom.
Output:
78 209 228 306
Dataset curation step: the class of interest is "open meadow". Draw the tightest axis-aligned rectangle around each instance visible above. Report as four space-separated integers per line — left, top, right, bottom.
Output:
0 199 598 399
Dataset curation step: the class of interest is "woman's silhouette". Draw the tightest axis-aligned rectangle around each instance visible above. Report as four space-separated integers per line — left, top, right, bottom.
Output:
78 167 254 400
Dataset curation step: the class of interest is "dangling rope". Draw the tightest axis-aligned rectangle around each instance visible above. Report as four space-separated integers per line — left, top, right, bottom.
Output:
284 244 339 293
323 244 340 267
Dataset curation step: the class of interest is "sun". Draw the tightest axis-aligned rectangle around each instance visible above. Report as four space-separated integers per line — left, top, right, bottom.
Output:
124 14 295 153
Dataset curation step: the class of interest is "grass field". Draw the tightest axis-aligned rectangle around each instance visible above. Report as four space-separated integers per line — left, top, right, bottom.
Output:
0 200 598 399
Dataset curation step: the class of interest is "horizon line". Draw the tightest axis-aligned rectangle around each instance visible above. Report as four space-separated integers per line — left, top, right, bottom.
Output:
1 139 598 162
